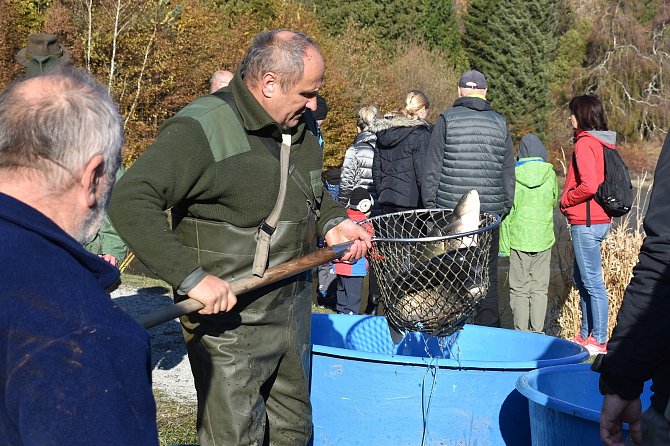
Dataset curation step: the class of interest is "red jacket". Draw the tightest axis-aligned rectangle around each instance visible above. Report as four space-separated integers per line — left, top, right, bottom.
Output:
560 131 614 225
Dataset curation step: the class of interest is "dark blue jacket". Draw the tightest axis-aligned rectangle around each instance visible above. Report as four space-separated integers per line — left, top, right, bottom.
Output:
0 193 158 446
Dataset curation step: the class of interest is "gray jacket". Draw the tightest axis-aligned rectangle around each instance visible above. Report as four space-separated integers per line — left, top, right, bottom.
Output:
339 130 380 214
421 96 515 216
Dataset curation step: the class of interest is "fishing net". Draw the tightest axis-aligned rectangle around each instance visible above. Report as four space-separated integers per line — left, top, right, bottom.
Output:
366 209 500 337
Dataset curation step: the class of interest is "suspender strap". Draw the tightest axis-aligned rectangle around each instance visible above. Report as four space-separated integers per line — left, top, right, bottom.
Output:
252 133 291 277
212 91 319 216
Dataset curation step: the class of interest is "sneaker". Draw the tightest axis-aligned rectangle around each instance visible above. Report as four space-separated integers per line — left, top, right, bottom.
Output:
571 333 588 345
584 336 607 354
585 342 607 354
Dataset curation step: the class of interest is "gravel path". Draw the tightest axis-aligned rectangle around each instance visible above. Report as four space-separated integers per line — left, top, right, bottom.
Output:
111 284 197 403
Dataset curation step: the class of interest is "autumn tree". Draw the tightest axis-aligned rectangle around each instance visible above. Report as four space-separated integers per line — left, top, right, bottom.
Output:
568 0 670 143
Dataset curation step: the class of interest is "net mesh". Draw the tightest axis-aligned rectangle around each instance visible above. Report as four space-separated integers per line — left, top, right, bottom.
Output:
366 209 500 337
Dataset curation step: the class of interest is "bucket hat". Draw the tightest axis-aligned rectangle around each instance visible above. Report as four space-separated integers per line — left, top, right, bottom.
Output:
16 33 72 75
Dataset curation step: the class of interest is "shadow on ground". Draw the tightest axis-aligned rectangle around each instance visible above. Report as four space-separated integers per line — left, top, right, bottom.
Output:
113 286 187 371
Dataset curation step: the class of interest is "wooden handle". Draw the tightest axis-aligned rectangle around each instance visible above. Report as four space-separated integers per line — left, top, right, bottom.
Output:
138 242 354 329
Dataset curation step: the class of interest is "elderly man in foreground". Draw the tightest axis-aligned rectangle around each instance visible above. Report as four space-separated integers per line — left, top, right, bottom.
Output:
109 30 370 445
0 67 157 445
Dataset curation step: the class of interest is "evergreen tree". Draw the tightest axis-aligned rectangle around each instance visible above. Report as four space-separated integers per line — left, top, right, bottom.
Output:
417 0 468 70
311 0 465 65
463 0 559 137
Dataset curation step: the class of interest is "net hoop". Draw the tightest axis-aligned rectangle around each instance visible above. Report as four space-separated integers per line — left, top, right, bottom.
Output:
365 209 501 337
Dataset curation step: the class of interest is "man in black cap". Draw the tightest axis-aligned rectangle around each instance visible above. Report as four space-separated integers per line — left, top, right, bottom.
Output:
421 69 515 328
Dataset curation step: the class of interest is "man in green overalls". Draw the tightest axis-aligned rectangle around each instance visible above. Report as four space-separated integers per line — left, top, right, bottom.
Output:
109 30 371 445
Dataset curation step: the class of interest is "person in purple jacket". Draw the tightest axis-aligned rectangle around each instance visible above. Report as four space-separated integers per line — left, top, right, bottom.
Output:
0 66 157 445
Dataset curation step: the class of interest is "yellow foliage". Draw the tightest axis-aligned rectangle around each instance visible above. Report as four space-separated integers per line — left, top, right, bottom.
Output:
2 0 462 170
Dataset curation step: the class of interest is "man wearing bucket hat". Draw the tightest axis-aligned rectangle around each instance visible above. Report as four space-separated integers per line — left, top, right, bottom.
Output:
109 30 370 446
16 32 128 266
595 131 670 446
16 33 72 76
421 69 515 328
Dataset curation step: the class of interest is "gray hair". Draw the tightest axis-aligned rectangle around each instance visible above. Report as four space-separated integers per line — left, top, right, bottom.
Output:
0 65 122 189
241 30 320 93
357 105 380 131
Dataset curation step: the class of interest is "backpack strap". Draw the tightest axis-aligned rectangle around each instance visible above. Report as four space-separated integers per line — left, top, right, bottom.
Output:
572 150 593 227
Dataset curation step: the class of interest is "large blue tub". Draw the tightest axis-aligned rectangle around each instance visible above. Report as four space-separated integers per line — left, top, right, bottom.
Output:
516 363 653 445
310 314 588 446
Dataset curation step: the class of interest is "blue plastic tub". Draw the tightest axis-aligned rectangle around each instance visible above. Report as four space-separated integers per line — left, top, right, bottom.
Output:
516 363 653 446
310 314 588 446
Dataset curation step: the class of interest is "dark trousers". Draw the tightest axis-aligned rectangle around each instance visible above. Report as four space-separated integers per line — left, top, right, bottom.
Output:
473 226 501 327
336 275 364 314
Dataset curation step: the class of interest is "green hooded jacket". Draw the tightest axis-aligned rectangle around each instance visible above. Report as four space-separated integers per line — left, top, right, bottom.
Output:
499 157 558 255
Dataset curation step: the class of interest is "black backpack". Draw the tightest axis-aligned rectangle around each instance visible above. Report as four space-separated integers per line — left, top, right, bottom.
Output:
573 142 633 225
593 145 633 218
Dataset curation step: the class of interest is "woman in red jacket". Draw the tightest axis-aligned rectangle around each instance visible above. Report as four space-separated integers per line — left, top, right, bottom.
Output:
560 95 616 355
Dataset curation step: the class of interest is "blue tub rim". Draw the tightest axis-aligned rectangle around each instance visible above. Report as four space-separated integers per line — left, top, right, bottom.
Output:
311 314 589 371
516 363 601 423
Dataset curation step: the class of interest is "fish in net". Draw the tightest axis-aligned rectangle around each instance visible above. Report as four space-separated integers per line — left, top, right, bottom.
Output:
366 190 499 337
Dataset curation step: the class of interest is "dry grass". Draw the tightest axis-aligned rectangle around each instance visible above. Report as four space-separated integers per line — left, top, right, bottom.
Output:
550 175 651 339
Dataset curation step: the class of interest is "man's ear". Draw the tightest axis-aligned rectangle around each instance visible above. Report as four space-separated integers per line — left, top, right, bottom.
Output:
260 72 278 98
80 154 105 208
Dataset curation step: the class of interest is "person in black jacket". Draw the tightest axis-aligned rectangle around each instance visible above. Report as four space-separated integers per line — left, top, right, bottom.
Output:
371 89 432 213
595 132 670 446
421 70 515 328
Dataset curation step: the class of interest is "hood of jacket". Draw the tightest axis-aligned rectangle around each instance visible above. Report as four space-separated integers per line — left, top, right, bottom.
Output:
518 134 548 161
353 130 377 146
576 129 617 148
515 158 555 189
369 115 430 149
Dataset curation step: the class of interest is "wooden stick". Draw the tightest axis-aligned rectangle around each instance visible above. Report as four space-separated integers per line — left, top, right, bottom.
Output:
138 242 354 329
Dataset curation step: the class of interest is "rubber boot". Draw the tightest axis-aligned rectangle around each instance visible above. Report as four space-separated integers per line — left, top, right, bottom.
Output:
365 294 380 316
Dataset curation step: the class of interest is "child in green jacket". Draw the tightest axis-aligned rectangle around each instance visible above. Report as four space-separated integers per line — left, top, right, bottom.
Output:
500 134 558 333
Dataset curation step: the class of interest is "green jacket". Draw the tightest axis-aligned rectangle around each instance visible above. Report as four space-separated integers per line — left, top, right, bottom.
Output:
84 167 127 262
108 74 347 289
499 157 558 255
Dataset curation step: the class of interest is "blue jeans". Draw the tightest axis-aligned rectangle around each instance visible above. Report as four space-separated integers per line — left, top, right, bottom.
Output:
571 223 610 344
